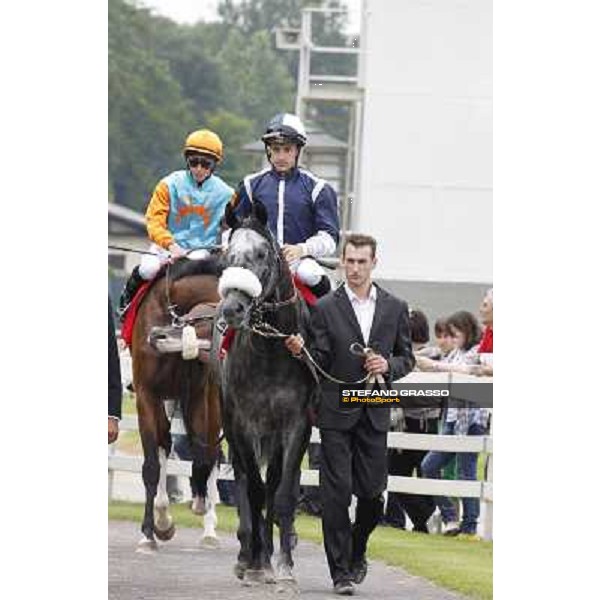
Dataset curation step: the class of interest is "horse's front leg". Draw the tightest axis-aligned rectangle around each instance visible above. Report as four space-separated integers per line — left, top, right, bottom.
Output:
263 450 283 584
136 391 173 552
232 465 252 580
185 367 221 546
199 460 220 547
231 443 270 586
244 459 268 585
153 445 176 541
275 421 311 582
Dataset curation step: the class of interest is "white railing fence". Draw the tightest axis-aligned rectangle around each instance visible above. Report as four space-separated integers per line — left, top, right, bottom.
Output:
108 416 493 540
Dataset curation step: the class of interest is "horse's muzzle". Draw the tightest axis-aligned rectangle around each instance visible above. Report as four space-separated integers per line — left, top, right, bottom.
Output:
221 290 250 329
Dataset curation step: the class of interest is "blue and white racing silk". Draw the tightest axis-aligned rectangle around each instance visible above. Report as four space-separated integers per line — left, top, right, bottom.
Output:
232 166 339 258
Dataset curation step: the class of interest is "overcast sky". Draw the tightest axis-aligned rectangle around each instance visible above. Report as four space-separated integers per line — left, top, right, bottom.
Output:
138 0 363 34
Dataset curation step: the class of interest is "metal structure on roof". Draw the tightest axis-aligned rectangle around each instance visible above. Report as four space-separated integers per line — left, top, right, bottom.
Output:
274 7 363 243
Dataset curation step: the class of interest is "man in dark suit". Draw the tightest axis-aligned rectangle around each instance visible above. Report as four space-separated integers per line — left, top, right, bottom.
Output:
286 234 414 596
108 296 122 444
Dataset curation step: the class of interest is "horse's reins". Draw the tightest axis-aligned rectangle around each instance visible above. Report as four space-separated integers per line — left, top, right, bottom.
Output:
224 225 385 387
245 318 380 386
232 235 381 386
108 243 223 256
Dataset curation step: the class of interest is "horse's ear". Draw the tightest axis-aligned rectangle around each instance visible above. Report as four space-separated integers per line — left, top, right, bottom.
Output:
252 200 269 227
224 202 240 230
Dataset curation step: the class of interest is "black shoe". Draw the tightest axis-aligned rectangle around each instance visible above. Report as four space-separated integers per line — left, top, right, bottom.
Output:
309 275 332 298
412 523 430 534
333 580 355 595
351 557 368 584
118 266 144 318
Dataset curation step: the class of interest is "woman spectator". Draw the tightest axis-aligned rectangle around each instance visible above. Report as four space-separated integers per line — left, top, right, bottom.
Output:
420 311 486 539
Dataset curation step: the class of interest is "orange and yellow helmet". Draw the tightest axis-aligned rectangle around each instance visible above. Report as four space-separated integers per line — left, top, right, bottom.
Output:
183 129 223 161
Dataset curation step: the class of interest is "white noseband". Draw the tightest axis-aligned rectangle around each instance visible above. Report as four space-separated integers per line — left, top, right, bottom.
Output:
218 267 263 299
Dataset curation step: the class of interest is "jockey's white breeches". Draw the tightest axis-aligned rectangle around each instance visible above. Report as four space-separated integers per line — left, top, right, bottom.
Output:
138 243 210 280
291 257 325 287
138 244 168 280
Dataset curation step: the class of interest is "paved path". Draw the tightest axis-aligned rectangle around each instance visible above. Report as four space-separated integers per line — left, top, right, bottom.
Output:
109 520 463 600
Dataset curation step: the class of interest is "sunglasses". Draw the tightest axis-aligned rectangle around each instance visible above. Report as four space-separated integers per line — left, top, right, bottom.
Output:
187 155 216 170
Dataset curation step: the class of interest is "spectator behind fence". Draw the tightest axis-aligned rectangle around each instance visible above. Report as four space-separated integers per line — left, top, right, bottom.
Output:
410 309 438 358
420 311 486 539
385 309 439 533
433 318 454 359
478 288 493 375
432 317 460 509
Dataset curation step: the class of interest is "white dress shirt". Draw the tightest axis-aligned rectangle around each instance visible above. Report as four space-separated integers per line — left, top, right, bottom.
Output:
344 283 377 344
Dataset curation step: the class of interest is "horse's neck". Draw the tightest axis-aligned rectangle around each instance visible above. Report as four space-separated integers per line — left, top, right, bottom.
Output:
269 276 297 318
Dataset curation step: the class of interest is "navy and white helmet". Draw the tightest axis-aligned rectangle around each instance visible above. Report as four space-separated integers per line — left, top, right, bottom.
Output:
261 113 307 147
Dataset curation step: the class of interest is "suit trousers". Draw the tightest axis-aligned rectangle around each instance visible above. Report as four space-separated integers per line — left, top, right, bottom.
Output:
320 410 387 583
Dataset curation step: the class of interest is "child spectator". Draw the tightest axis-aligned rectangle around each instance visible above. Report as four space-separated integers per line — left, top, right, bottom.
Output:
420 311 485 539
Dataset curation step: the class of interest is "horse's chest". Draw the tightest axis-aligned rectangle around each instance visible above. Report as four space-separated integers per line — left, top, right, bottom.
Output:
224 361 308 430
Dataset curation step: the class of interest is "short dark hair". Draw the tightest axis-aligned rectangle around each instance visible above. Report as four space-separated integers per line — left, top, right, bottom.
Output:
409 309 430 344
342 234 377 259
446 311 481 351
434 317 449 337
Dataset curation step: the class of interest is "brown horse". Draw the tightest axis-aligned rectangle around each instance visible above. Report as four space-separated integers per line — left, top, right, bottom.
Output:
130 255 223 552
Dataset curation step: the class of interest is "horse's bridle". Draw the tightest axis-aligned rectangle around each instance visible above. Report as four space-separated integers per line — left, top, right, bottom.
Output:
243 231 300 330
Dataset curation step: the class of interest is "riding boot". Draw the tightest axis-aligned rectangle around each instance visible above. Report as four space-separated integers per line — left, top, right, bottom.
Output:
118 266 145 318
308 275 332 298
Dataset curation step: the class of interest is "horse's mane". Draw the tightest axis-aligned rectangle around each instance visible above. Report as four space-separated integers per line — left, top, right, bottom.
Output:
156 254 225 282
236 214 277 248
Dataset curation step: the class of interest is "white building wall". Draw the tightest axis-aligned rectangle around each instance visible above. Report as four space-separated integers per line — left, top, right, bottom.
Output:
356 0 492 283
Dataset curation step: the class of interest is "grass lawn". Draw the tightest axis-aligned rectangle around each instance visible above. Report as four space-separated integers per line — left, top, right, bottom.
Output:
109 501 492 599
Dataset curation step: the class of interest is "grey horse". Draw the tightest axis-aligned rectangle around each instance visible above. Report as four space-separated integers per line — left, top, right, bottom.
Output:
218 201 315 587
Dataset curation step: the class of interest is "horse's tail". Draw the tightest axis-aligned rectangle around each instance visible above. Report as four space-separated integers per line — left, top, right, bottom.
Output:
202 363 222 456
180 361 222 464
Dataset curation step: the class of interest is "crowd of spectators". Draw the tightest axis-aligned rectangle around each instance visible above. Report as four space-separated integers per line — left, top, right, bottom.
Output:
382 287 493 539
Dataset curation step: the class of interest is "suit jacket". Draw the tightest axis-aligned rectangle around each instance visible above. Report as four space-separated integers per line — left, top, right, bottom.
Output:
309 283 414 432
108 297 122 420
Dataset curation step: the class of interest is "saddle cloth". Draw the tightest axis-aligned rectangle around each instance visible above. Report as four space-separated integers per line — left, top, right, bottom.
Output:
121 282 152 347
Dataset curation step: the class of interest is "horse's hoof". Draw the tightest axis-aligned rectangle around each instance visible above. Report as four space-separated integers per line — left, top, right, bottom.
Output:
136 537 158 554
276 563 296 583
263 565 277 584
242 569 265 586
275 581 300 597
275 582 299 596
200 535 220 549
154 522 176 541
233 561 247 580
191 496 207 515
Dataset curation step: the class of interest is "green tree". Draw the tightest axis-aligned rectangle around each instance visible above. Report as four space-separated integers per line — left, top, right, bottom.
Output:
218 0 309 35
215 29 295 133
109 0 195 210
204 109 256 186
146 19 226 123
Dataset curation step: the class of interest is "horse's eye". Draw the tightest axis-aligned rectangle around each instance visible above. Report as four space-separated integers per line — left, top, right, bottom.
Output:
257 249 266 260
